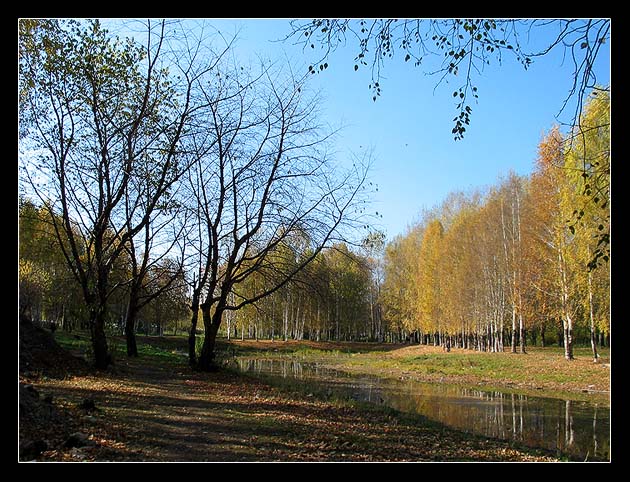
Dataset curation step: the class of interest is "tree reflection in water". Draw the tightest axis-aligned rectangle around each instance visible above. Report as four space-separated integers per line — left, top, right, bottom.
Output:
235 358 609 460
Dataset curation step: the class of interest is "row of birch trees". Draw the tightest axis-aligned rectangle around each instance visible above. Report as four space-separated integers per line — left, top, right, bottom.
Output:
381 92 610 360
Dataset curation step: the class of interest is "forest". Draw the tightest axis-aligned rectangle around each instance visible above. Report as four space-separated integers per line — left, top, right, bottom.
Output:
18 18 610 463
19 92 610 362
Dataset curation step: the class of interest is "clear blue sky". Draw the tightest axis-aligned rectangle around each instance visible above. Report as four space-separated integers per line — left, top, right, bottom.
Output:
170 19 612 241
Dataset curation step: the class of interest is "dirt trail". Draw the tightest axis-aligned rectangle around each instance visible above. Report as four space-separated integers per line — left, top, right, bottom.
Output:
24 352 561 462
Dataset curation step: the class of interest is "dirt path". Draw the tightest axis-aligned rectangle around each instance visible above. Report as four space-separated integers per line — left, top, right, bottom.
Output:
24 352 562 462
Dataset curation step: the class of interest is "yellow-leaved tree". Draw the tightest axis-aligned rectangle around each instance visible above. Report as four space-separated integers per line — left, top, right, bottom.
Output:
564 91 610 362
382 226 423 341
416 219 445 346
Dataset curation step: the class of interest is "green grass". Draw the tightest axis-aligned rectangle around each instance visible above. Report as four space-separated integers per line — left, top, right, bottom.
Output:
54 330 187 366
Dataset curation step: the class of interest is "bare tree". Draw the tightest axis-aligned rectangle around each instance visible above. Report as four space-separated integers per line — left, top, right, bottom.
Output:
121 200 188 356
19 19 216 368
184 59 370 370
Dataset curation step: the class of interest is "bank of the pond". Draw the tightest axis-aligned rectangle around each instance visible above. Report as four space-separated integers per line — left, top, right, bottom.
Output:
220 339 611 404
21 332 559 462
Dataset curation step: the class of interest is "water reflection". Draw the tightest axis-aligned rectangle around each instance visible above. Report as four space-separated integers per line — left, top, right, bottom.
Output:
235 358 610 460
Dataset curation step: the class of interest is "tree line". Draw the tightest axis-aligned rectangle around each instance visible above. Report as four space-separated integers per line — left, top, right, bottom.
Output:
19 198 190 338
381 92 610 361
19 19 609 370
19 196 388 350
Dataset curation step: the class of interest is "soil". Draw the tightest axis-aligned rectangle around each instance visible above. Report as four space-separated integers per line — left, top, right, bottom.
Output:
19 317 90 379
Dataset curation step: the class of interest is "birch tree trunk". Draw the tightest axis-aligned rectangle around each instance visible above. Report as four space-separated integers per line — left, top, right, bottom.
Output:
587 269 599 363
519 310 526 354
559 249 574 360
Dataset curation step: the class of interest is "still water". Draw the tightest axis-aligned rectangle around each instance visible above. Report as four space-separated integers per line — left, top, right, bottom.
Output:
234 357 610 461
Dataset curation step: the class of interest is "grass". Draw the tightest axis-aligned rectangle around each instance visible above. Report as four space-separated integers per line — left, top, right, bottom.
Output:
55 331 187 366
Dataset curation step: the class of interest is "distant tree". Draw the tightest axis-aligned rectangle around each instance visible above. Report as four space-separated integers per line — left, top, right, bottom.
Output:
565 91 610 271
381 226 423 342
416 219 444 346
440 200 483 350
498 174 528 354
19 197 82 327
530 128 579 360
361 231 386 341
563 92 610 361
326 243 372 341
138 259 190 336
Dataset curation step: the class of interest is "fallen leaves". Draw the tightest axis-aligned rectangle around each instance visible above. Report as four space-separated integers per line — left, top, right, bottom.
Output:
21 341 563 462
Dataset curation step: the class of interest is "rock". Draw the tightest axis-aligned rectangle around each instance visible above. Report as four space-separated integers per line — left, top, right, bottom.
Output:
79 398 96 411
64 432 96 448
19 439 48 460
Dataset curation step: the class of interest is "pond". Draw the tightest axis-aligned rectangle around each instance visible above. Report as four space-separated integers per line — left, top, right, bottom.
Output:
233 357 610 461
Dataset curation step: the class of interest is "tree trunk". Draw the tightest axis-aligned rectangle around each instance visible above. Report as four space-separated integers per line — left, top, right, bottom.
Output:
519 312 526 354
188 291 200 366
89 305 110 369
558 247 573 360
283 297 289 342
530 326 537 347
511 307 517 353
587 270 599 363
124 292 140 357
197 308 222 371
125 311 139 357
563 317 574 361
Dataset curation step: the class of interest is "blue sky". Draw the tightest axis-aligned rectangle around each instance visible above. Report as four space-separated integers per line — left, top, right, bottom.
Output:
163 19 612 241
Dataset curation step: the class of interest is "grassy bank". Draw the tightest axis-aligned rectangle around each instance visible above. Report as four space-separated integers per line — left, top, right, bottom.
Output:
20 331 563 462
220 339 611 404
